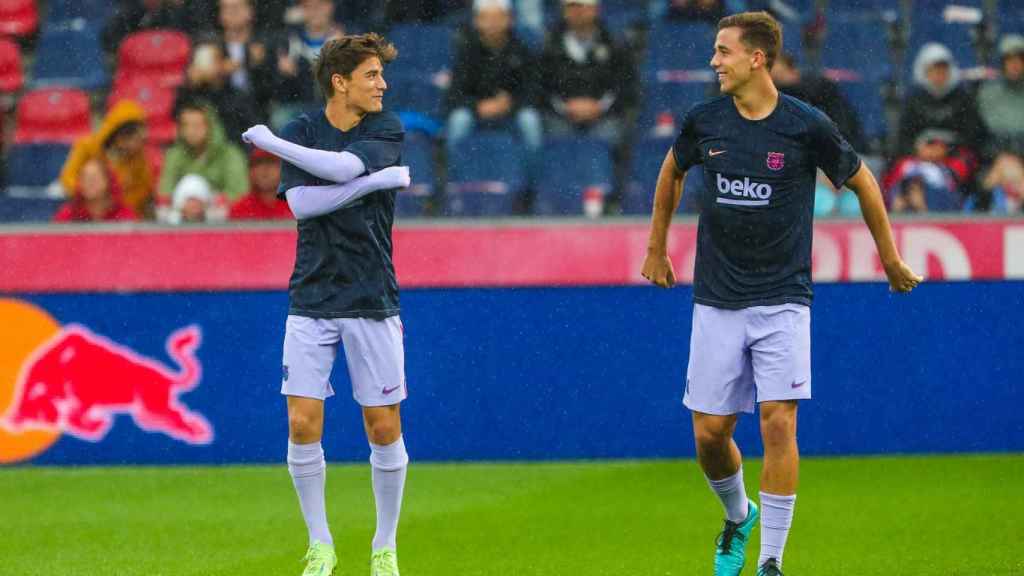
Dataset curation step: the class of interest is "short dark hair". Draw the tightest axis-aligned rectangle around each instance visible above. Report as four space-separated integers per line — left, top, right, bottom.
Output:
315 33 398 99
718 11 783 70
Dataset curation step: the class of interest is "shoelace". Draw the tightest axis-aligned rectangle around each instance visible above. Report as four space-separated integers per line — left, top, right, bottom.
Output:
715 520 743 554
373 551 399 573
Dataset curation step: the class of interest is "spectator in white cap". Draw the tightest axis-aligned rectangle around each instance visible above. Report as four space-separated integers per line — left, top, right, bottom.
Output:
170 173 215 224
978 34 1024 156
446 0 542 161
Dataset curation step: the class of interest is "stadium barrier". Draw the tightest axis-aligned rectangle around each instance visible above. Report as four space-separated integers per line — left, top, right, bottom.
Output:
1 218 1022 465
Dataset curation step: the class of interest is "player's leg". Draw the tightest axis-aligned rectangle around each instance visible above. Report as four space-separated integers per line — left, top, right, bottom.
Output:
282 315 341 575
748 303 811 574
339 316 408 576
684 304 758 576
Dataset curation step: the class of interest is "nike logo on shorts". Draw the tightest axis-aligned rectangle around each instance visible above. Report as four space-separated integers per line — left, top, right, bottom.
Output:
791 380 807 389
708 149 727 157
382 385 401 395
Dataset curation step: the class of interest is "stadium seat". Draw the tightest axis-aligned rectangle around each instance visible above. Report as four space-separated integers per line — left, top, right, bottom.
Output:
145 145 165 184
636 80 713 139
534 137 613 216
108 81 177 146
46 0 114 27
906 13 981 80
0 197 64 223
384 24 453 118
821 13 892 81
445 132 525 217
14 88 92 144
6 143 71 188
0 38 23 93
31 25 108 90
622 138 701 215
396 135 434 218
0 0 38 39
644 22 717 79
114 30 192 90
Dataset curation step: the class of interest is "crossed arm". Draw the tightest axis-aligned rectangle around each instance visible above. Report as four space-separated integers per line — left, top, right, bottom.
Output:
242 125 410 220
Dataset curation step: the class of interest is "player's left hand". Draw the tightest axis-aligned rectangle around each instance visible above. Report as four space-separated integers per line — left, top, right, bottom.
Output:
883 259 923 293
242 125 274 147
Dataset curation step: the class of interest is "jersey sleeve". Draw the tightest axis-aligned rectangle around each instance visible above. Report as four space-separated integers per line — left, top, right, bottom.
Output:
276 117 312 197
671 107 702 172
811 108 862 189
345 112 405 173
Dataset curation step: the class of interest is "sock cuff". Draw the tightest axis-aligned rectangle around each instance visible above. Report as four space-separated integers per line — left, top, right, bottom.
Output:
706 467 744 489
759 491 797 506
370 436 409 471
288 440 325 475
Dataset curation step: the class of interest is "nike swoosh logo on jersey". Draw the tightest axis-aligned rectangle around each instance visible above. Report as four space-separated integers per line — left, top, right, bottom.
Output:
382 385 401 395
708 149 727 157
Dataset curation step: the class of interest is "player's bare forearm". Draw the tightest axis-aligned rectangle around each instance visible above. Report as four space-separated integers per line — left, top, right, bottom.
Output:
846 163 923 292
647 150 684 256
641 150 684 288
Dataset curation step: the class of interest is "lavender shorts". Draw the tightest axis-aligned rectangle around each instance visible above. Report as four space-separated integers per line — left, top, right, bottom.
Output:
282 315 407 406
684 303 811 416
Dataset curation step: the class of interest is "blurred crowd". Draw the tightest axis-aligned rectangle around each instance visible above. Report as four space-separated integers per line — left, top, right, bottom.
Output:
0 0 1022 223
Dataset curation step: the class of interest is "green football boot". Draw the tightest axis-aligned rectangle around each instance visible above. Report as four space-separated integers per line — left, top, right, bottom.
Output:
714 501 759 576
371 547 400 576
301 541 337 576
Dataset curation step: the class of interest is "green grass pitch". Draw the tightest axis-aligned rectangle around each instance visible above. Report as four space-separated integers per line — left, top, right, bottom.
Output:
1 455 1022 575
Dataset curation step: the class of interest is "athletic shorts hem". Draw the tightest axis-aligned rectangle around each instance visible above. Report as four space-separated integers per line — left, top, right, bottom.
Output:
683 396 755 416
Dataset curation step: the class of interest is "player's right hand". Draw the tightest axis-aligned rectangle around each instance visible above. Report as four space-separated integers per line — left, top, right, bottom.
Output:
641 252 676 288
883 258 923 293
241 124 273 146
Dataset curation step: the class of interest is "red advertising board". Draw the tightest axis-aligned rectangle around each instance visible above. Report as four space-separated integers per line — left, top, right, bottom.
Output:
1 219 1022 293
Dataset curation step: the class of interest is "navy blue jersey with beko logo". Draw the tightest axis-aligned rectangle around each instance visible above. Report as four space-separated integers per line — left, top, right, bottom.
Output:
672 93 861 309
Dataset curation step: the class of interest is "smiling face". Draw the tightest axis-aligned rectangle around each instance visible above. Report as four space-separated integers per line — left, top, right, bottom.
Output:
333 56 387 114
711 27 759 95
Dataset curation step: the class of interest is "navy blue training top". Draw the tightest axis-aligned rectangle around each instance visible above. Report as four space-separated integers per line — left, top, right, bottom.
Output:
672 94 861 309
278 110 405 319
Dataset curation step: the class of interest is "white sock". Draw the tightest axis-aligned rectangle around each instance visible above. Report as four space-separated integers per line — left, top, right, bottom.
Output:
370 436 409 551
706 468 749 523
287 440 333 546
759 491 796 567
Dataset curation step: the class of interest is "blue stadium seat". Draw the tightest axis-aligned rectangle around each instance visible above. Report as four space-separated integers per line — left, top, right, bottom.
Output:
835 80 887 142
6 143 70 188
622 138 700 215
444 132 525 217
47 0 113 26
31 24 108 89
0 196 63 223
396 135 435 218
384 24 453 118
533 137 613 216
821 13 892 81
644 22 717 79
906 13 980 80
637 80 712 139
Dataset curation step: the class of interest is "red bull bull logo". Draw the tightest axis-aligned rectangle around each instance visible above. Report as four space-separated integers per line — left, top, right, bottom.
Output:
0 298 213 464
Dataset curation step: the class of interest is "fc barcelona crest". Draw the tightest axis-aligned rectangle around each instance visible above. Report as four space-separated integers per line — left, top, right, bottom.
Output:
766 152 785 171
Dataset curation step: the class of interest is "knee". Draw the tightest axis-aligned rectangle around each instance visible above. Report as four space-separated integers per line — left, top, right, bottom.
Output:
366 418 401 446
288 410 321 443
760 407 797 448
694 420 734 450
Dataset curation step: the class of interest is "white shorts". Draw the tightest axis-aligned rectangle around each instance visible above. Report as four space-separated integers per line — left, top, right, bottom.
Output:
281 315 407 406
684 303 811 416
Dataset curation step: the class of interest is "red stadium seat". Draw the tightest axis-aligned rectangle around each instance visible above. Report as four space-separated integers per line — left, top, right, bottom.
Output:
0 37 23 93
0 0 38 39
145 144 166 183
14 88 92 144
114 30 191 90
108 81 177 145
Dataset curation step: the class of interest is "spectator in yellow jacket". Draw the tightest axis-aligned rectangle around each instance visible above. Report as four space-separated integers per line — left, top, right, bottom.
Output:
59 100 155 218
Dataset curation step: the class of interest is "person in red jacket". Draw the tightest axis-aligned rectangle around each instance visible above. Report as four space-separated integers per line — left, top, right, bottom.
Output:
53 158 137 223
229 148 292 220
